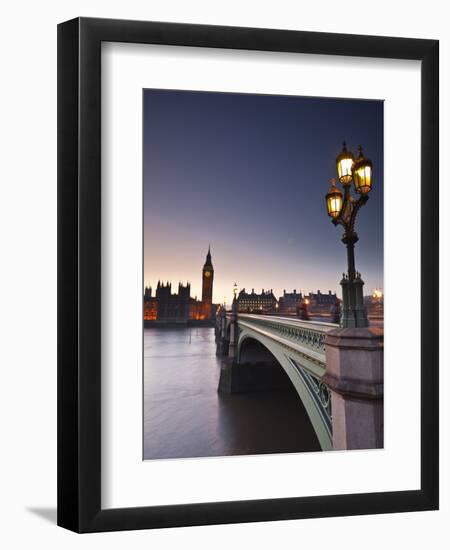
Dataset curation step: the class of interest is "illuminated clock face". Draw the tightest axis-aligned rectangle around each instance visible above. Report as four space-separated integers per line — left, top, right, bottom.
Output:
204 271 211 278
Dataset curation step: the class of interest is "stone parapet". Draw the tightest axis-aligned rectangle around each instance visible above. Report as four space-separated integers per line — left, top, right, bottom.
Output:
324 327 383 450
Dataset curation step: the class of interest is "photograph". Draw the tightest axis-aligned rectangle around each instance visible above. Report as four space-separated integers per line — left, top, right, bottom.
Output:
142 89 384 460
0 0 442 541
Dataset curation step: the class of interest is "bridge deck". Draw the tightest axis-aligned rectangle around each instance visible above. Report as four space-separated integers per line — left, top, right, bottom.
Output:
235 314 337 373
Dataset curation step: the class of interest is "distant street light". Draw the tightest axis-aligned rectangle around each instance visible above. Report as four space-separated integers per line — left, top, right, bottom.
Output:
300 297 310 321
325 142 373 328
372 289 383 300
233 282 238 300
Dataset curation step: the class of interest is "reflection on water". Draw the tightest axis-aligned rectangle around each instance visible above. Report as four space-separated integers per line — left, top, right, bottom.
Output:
143 327 320 460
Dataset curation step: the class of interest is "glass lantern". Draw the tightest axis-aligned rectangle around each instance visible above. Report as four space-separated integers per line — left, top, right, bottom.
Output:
353 146 373 194
326 179 343 219
336 142 355 185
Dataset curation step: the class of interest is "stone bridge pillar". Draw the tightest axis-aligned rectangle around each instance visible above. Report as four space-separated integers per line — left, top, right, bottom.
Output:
217 300 239 393
216 307 228 356
228 298 239 359
323 327 383 450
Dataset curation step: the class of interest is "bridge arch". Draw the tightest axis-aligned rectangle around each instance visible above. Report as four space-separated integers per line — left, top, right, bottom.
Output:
236 336 302 393
237 329 333 451
239 336 278 365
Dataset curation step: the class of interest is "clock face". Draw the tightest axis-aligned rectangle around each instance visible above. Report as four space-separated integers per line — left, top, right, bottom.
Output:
204 271 211 278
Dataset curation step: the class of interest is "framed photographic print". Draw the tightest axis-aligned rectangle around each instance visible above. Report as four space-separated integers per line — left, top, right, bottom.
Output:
57 17 439 532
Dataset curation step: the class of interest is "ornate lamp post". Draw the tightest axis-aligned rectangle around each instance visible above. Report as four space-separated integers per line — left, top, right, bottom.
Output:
228 283 239 358
232 282 239 304
231 282 239 321
326 142 373 328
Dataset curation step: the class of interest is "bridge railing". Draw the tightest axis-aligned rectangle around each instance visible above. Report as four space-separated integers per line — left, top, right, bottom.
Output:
234 314 337 358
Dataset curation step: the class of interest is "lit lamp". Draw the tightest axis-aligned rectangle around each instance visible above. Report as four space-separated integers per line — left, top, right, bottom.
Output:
336 141 355 185
233 283 238 300
326 178 343 219
353 146 373 195
300 297 310 320
325 142 374 328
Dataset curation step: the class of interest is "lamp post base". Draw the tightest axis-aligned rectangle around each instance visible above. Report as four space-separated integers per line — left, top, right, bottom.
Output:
340 273 369 328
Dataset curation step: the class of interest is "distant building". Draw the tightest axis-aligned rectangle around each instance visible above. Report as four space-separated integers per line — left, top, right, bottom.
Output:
306 290 338 314
278 289 303 315
144 247 217 324
235 287 339 316
143 286 158 321
154 281 191 323
237 288 278 314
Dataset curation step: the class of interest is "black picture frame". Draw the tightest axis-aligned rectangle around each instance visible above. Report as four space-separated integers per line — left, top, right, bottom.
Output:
57 17 439 533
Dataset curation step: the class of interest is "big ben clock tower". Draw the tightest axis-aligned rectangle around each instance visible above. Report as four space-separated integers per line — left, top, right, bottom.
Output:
201 246 214 318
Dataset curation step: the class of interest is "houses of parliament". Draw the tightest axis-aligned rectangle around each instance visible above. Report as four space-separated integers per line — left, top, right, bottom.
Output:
144 247 217 325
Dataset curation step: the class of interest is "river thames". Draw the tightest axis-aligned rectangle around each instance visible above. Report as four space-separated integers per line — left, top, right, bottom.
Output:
143 326 320 460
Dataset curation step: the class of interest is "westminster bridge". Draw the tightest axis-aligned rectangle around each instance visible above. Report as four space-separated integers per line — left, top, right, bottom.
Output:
215 310 384 451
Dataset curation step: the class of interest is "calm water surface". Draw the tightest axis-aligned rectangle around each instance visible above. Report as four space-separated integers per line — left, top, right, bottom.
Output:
143 327 320 460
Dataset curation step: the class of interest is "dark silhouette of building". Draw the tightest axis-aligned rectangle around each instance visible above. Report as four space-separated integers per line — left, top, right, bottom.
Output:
306 290 338 314
278 289 304 314
144 247 216 324
237 288 278 314
143 286 158 320
275 289 339 318
153 281 191 323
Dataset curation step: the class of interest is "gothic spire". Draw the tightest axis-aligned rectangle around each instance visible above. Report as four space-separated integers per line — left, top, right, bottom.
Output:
205 244 212 267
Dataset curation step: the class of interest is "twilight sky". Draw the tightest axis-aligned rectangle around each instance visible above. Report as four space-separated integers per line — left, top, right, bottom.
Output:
143 89 383 306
